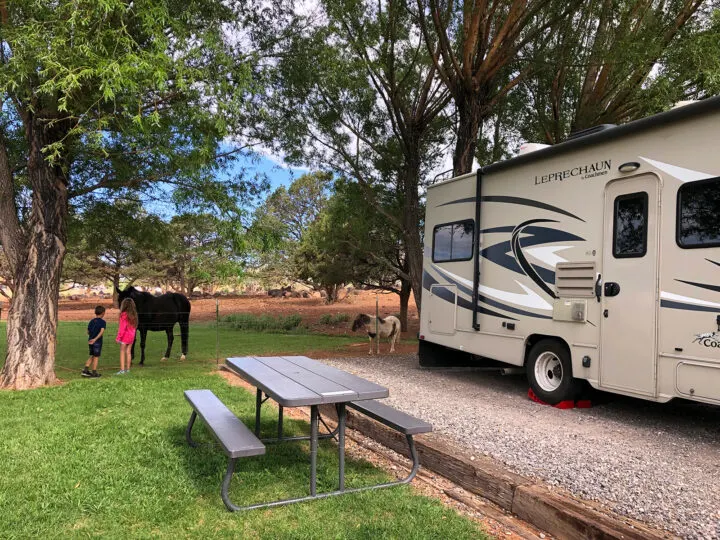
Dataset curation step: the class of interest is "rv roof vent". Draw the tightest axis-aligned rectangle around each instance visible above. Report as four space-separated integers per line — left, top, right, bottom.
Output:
566 124 616 141
518 142 551 156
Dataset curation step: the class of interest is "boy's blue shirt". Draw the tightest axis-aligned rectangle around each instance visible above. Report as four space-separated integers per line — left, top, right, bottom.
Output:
88 317 106 344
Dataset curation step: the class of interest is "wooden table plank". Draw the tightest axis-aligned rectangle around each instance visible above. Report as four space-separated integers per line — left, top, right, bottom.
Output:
255 357 359 403
282 356 389 400
226 357 320 406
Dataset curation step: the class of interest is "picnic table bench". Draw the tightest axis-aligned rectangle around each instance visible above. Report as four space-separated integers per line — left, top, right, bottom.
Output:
184 355 432 511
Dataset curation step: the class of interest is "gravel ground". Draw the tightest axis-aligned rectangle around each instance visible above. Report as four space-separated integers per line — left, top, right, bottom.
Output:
321 354 720 540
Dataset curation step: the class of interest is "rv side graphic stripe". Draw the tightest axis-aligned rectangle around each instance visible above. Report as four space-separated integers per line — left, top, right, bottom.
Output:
675 279 720 294
511 220 558 299
706 258 720 268
429 264 552 319
660 291 720 308
437 196 585 222
422 271 518 320
478 294 552 320
638 156 714 183
660 300 720 313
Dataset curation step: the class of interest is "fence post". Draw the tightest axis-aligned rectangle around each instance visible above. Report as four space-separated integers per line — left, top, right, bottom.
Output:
216 298 220 365
375 294 379 355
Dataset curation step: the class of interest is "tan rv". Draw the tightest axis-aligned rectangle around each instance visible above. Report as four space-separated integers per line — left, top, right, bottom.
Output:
419 96 720 406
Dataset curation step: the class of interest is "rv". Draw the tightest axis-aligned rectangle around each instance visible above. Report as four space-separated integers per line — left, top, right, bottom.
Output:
419 96 720 406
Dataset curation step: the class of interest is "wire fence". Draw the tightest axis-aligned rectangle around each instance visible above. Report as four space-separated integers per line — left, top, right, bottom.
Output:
0 296 387 375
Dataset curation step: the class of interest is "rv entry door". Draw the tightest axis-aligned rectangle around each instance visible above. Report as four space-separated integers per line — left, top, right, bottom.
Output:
600 174 660 396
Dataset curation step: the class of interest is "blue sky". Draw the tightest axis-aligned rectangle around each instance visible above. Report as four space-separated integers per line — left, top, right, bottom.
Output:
145 152 308 219
248 153 309 191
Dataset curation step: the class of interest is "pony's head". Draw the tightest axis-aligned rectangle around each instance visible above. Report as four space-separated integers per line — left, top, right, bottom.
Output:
351 314 372 332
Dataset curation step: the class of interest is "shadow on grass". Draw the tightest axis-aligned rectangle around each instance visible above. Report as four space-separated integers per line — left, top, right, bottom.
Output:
170 411 390 511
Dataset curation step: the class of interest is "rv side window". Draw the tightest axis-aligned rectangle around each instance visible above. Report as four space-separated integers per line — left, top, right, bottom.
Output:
432 220 474 262
677 177 720 248
613 192 648 258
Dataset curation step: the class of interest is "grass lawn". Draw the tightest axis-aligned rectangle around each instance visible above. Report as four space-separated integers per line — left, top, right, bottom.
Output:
0 321 406 379
0 324 483 538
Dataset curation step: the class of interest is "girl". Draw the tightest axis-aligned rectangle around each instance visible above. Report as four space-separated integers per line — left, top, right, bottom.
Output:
116 298 138 374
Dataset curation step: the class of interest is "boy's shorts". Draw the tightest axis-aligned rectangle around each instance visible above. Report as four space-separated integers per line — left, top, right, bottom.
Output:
89 343 102 358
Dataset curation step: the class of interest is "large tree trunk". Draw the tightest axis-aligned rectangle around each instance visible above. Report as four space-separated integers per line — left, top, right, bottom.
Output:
402 152 424 315
112 270 121 307
0 113 69 390
398 277 411 332
453 90 484 176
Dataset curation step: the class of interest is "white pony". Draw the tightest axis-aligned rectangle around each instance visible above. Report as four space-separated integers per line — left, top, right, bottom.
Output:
351 313 401 355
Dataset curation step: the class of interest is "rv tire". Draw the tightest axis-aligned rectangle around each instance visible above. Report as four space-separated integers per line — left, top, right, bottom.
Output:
526 339 582 405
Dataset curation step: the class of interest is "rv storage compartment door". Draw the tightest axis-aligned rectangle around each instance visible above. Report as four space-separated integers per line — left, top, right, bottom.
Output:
429 284 457 335
676 362 720 401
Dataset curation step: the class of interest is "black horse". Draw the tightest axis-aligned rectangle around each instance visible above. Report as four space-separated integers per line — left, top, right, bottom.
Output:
116 286 191 366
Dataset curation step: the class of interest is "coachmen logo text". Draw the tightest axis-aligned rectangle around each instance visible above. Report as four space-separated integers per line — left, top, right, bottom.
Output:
693 331 720 348
534 160 612 185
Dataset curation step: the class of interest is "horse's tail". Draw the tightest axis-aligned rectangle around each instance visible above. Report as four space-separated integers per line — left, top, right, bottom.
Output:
175 294 191 356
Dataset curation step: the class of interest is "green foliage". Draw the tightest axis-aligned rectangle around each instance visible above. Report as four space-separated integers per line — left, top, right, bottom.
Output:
0 354 484 538
319 313 350 325
221 313 304 333
249 172 333 283
166 213 246 294
63 199 170 287
512 0 719 143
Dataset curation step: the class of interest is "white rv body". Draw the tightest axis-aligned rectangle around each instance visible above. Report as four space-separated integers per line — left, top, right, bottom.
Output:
419 97 720 405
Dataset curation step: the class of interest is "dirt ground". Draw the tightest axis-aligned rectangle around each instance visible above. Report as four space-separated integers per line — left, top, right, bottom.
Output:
56 290 421 356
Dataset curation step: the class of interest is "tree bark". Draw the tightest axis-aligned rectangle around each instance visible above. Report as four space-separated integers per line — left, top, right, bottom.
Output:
1 113 69 390
453 90 484 176
112 271 121 307
398 277 411 332
401 150 424 315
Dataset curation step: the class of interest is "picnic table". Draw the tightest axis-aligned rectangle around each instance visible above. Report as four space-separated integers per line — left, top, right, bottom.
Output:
184 355 432 511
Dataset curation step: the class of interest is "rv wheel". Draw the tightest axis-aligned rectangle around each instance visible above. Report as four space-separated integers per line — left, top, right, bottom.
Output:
526 339 582 405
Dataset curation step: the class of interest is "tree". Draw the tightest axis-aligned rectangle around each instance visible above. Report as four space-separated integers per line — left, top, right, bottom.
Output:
166 213 246 295
517 0 714 144
64 200 169 302
0 1 257 388
255 0 450 312
314 180 414 329
249 172 332 284
416 0 577 174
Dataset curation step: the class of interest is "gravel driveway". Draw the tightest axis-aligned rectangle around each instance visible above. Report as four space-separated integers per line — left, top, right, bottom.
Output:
320 354 720 540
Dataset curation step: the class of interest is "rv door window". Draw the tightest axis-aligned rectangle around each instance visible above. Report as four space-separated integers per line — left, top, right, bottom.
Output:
677 177 720 248
613 192 648 258
432 220 474 262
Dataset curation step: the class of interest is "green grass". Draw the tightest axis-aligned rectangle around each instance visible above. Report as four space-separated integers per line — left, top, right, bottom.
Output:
318 313 351 326
221 313 304 332
0 322 372 379
0 348 485 538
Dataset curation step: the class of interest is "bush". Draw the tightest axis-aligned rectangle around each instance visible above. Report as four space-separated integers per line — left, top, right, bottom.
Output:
222 313 303 332
319 313 350 326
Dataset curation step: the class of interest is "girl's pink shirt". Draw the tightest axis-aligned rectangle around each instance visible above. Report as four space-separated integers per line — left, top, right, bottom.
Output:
116 312 137 343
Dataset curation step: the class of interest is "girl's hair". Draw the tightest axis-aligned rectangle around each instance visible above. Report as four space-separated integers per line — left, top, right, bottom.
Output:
119 298 138 328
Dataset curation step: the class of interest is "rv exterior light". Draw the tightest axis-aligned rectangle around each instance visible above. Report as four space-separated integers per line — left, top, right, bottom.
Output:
618 162 640 173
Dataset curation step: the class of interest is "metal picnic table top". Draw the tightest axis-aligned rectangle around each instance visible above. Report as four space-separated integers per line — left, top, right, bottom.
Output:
226 355 389 407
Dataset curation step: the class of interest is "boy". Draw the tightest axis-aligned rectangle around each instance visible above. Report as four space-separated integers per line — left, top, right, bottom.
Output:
82 306 106 378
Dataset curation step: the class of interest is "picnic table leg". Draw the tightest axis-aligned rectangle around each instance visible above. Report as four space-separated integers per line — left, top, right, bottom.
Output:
336 403 346 491
185 411 198 447
278 405 284 440
254 388 262 436
310 405 318 496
